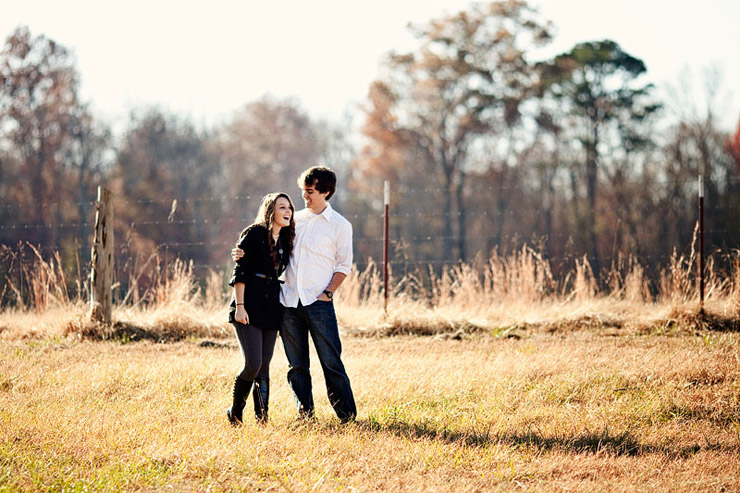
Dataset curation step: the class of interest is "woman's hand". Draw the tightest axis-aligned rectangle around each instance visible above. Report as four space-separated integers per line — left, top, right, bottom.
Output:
235 305 249 325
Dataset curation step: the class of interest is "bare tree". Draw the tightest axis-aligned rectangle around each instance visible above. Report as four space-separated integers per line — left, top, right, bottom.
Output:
0 26 107 252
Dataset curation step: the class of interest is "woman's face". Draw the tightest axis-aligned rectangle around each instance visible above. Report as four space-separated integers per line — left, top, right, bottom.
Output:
272 197 293 229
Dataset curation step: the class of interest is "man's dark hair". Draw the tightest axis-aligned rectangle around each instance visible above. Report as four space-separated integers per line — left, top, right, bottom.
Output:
298 166 337 200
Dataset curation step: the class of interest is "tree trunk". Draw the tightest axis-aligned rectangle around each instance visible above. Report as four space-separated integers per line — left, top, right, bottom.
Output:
542 161 555 248
77 155 91 263
454 175 466 262
493 168 509 255
439 151 455 262
35 133 49 247
586 121 601 278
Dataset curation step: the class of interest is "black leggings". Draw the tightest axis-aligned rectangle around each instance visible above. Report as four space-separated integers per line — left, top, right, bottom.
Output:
232 322 278 381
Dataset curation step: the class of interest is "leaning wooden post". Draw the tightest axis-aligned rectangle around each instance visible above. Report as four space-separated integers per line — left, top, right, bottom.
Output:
90 186 114 324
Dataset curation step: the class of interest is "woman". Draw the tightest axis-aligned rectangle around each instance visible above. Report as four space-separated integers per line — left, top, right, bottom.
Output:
227 192 295 425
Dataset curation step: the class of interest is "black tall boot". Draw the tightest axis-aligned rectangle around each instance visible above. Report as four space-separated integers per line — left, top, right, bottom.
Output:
253 376 270 424
226 376 253 426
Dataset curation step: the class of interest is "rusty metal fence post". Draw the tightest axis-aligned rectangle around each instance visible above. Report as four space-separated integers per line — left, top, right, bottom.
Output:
383 180 390 314
698 175 705 314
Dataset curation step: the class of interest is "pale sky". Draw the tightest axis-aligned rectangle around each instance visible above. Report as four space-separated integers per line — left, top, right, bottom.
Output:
1 0 739 130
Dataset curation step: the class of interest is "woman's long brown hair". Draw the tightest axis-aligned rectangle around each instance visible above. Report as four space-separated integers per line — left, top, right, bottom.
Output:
254 192 295 269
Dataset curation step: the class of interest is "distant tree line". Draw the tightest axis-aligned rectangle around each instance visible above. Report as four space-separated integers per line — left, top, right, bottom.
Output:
2 1 740 304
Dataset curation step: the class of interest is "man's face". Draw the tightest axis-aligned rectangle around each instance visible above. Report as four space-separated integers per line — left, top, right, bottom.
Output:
301 183 329 212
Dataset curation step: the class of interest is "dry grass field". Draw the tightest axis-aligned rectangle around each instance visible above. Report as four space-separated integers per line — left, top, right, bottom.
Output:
1 330 739 491
1 246 739 491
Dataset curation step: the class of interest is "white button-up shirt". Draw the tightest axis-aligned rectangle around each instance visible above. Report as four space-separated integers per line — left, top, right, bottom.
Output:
280 202 353 307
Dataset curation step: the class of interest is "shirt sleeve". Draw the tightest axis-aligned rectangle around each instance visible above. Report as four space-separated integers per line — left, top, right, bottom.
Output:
228 230 253 287
334 220 353 276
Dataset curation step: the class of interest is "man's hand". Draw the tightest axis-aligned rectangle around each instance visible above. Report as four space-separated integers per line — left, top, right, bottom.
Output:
231 246 244 262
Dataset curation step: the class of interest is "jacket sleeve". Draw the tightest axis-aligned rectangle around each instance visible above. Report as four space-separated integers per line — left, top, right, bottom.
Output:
228 229 254 287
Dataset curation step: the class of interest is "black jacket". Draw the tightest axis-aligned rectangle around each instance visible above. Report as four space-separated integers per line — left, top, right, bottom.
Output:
228 224 289 330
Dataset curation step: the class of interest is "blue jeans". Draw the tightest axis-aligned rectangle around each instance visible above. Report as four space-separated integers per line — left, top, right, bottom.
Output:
281 301 357 421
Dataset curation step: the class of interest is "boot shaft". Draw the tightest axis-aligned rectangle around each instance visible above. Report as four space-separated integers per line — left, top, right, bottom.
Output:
253 377 270 423
227 376 253 425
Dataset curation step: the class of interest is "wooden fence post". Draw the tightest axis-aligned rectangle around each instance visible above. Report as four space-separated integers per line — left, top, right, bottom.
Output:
90 186 114 324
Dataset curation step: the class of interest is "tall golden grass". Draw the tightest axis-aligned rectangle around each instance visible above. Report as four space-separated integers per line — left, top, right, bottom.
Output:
2 242 740 340
339 246 740 338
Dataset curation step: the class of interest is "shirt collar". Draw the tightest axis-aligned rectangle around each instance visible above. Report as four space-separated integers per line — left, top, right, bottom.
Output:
314 202 334 222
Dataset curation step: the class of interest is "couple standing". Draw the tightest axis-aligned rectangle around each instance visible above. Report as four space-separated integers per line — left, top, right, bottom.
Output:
226 166 356 425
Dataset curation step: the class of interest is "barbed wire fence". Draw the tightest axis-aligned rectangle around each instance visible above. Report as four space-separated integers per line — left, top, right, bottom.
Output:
2 176 739 310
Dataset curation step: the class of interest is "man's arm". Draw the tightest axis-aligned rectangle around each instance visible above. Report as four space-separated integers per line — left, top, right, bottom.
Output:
318 221 353 301
333 220 353 275
317 272 347 301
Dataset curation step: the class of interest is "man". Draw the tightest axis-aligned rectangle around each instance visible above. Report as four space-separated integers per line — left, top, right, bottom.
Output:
232 166 357 423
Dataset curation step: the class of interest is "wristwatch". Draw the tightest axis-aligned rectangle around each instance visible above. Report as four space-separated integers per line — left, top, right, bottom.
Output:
323 289 333 300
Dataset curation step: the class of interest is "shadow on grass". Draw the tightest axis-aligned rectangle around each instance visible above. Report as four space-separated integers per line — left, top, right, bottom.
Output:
69 319 232 344
514 309 740 336
354 418 739 458
662 309 740 333
75 320 215 343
